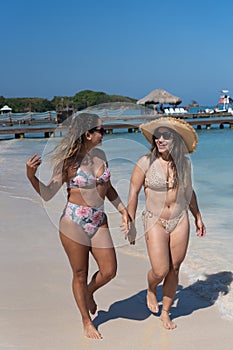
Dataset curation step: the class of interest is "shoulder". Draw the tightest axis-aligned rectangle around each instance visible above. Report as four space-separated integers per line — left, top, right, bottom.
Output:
136 153 153 173
91 148 108 171
92 148 107 162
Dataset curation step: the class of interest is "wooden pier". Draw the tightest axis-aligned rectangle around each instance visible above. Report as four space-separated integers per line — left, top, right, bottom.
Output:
0 117 233 139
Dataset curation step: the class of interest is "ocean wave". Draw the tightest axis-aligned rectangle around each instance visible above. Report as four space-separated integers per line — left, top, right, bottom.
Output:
182 264 233 320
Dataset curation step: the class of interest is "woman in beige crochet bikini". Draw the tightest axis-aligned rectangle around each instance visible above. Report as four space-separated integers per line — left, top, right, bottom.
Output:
127 117 206 330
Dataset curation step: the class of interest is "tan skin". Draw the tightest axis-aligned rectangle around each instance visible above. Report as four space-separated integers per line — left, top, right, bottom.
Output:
127 127 206 330
26 124 131 339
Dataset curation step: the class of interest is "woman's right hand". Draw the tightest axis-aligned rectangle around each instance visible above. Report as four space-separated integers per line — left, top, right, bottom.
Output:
26 153 42 179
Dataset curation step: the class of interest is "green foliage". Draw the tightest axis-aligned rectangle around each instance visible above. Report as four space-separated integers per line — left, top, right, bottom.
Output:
0 90 137 113
73 90 136 110
73 90 107 110
51 96 73 110
1 98 55 113
0 96 5 107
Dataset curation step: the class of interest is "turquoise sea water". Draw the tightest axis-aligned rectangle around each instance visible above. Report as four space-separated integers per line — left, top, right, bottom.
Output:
1 126 233 320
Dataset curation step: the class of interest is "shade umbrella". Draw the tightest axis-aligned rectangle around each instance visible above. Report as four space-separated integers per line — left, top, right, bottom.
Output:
137 89 182 106
0 105 12 113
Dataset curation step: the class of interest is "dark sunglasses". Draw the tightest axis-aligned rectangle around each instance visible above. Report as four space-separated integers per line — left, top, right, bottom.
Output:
154 130 173 140
90 127 105 135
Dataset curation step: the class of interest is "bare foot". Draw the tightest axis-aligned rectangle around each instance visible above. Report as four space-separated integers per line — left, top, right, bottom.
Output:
83 321 102 339
160 309 177 330
146 289 159 313
88 294 97 315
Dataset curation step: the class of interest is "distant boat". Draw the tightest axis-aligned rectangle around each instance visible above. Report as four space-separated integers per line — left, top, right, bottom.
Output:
218 89 233 110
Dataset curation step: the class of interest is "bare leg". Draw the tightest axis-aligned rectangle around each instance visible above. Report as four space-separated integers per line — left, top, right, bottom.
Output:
145 226 170 314
147 269 161 313
160 214 189 330
87 224 117 314
160 268 178 330
60 231 102 339
87 271 98 315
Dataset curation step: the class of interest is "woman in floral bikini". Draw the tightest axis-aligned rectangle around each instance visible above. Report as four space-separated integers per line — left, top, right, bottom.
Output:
26 112 130 340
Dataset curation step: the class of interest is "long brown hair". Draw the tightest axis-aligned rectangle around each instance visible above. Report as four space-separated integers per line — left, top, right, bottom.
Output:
48 112 101 175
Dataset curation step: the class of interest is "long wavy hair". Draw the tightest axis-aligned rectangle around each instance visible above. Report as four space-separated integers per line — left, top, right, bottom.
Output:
151 127 188 188
49 112 101 176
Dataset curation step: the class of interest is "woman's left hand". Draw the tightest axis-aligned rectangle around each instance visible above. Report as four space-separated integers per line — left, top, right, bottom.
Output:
195 216 206 237
126 221 137 245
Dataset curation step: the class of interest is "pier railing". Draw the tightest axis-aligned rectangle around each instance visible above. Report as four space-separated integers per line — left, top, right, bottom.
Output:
1 115 233 139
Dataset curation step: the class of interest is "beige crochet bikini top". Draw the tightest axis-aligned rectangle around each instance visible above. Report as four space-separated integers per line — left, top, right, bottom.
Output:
144 160 174 191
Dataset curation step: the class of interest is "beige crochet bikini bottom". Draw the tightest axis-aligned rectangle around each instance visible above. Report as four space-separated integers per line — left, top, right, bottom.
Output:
142 209 187 234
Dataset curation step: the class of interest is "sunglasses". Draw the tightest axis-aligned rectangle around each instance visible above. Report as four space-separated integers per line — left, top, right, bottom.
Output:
154 130 173 140
90 127 105 136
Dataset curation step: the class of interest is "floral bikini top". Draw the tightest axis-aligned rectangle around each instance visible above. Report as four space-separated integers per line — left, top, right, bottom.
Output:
69 162 111 188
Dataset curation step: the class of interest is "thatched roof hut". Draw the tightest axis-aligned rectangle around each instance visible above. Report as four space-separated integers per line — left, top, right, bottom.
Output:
137 89 182 106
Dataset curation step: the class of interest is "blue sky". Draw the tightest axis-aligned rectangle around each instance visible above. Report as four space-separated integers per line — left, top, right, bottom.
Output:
1 0 233 105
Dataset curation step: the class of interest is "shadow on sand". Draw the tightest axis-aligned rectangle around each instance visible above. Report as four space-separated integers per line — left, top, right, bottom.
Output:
93 271 233 328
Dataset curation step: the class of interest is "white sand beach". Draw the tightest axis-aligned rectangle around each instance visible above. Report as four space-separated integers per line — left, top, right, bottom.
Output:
1 190 233 350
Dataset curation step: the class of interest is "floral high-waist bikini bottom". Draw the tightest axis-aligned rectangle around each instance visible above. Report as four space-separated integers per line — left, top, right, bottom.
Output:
62 202 106 238
142 209 187 234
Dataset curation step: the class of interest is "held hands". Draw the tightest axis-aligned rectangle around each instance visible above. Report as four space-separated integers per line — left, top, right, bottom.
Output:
120 211 137 245
26 153 42 179
126 220 137 245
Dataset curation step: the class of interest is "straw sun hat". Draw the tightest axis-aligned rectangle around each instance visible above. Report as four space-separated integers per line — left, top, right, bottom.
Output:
140 117 198 154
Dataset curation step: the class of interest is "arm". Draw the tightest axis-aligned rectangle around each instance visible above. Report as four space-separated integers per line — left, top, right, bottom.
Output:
189 190 206 237
26 153 64 201
127 157 147 221
106 181 127 214
106 181 130 236
185 157 206 237
127 157 147 244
